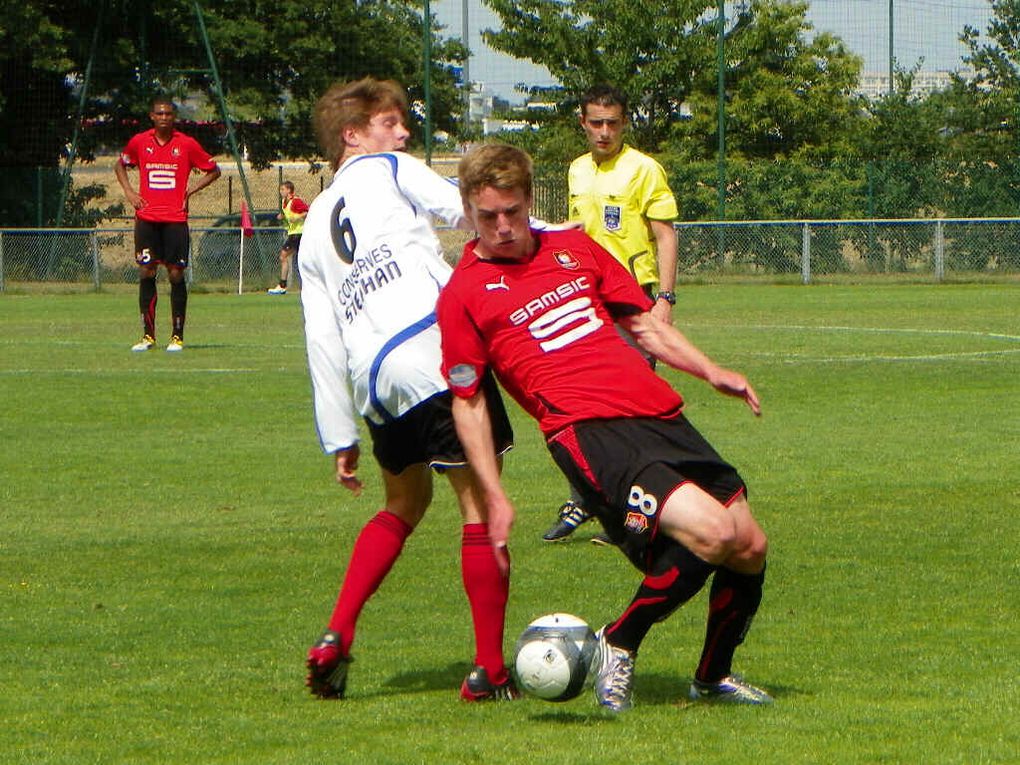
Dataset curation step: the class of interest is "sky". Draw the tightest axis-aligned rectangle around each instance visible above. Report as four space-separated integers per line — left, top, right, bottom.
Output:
431 0 995 101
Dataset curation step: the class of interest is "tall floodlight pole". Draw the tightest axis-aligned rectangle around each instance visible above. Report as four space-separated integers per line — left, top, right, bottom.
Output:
463 0 471 129
423 0 434 166
888 0 895 95
716 0 726 220
193 1 254 215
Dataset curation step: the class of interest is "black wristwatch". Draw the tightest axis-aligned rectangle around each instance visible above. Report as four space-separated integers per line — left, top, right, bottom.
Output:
655 290 676 305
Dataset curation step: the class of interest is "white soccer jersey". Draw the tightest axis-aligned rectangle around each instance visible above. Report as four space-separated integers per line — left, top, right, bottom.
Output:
299 151 469 453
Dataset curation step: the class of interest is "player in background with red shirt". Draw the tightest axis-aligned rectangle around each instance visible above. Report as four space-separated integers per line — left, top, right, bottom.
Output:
116 98 220 352
437 144 772 714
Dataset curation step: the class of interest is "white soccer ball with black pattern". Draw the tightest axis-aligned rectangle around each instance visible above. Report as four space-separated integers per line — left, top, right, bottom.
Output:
513 613 597 701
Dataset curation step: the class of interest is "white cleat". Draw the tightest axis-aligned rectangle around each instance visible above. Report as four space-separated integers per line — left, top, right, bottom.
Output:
131 335 155 352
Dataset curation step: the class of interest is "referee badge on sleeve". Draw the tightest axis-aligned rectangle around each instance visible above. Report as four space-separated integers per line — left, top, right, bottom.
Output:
603 204 622 232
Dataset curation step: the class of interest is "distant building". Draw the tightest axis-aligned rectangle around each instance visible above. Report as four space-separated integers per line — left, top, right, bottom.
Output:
468 83 495 123
858 68 972 100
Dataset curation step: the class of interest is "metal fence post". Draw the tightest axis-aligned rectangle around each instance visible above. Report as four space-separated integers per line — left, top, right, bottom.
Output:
0 230 5 292
934 219 945 282
91 231 101 291
801 222 811 284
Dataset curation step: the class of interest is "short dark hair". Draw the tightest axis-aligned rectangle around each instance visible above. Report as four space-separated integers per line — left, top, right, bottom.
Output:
150 97 176 113
580 84 628 118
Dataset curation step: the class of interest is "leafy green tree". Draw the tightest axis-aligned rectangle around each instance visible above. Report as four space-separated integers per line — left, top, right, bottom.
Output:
483 0 718 150
674 0 864 162
0 0 468 225
482 0 866 223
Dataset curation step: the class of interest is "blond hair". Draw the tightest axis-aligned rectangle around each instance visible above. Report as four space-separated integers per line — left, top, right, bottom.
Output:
457 143 533 206
313 77 409 170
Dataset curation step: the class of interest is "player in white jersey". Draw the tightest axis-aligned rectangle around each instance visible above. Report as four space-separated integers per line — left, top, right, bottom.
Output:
300 77 519 702
301 149 464 443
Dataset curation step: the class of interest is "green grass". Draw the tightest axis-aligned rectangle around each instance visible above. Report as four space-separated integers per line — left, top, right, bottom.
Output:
2 285 1018 764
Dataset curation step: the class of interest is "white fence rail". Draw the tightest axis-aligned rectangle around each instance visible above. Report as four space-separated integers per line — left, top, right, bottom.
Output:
1 218 1018 292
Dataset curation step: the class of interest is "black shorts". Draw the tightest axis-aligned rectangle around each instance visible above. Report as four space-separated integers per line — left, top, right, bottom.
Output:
366 374 513 475
134 220 190 268
547 414 746 572
282 234 302 254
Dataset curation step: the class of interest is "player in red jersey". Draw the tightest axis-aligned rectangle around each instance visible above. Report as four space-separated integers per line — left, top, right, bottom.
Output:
437 144 773 713
116 98 220 352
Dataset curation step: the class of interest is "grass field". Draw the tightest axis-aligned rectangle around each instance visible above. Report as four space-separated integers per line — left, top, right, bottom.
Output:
2 284 1018 765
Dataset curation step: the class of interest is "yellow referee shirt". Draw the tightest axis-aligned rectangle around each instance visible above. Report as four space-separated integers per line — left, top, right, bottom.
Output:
568 144 678 288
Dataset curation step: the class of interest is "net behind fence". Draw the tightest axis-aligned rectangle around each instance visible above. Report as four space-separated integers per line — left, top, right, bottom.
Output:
3 218 1016 293
675 219 1020 280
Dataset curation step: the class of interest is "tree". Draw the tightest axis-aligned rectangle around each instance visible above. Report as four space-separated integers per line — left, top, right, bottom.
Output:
679 0 864 162
0 0 469 225
482 0 863 159
483 0 718 150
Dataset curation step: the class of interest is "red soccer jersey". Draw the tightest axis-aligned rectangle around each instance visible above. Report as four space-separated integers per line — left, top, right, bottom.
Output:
119 129 218 223
438 228 684 437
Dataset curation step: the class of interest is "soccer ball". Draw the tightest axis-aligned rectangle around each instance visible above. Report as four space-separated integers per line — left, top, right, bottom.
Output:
513 613 597 702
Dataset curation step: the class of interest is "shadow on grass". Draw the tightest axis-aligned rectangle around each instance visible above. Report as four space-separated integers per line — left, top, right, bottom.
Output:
383 662 470 693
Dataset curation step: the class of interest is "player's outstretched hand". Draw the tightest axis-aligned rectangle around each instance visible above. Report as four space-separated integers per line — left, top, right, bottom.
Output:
708 368 761 416
334 445 364 496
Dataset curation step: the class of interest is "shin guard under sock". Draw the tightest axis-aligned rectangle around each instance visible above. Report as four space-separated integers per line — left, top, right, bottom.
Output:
607 544 716 654
327 510 412 655
461 523 510 684
695 564 766 682
139 277 157 337
170 279 187 339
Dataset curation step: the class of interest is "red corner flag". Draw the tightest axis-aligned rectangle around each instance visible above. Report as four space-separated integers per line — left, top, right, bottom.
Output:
240 201 254 237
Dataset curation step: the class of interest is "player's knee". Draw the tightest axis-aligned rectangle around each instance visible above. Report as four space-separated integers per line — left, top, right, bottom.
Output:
386 500 428 529
726 528 768 571
686 514 737 563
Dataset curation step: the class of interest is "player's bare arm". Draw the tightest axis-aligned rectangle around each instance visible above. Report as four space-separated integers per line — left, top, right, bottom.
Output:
334 444 364 496
113 162 146 210
650 218 678 325
186 166 221 201
451 392 517 553
621 312 761 415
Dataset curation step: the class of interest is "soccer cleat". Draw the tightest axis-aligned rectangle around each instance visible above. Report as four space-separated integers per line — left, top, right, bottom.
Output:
131 335 155 352
689 674 773 705
267 286 287 294
541 501 591 542
460 665 521 701
306 630 352 699
591 627 635 713
166 336 184 353
590 532 613 546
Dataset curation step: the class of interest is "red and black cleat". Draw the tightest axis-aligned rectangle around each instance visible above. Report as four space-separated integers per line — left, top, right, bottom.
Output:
460 665 521 701
305 630 352 699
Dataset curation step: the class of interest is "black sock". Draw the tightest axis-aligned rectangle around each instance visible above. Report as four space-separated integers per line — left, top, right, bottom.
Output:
279 279 287 288
170 280 187 339
139 276 157 337
606 544 716 654
695 563 766 683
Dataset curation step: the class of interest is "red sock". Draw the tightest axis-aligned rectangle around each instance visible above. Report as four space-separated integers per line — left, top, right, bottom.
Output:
461 523 510 684
326 510 412 655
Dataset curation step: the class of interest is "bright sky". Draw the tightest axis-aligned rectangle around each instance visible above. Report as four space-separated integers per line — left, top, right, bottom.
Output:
431 0 995 101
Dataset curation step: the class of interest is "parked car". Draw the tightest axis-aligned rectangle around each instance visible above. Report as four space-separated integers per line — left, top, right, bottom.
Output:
194 210 284 280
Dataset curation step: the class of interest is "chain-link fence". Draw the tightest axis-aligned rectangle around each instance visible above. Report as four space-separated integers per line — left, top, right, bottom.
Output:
0 226 286 292
675 218 1020 281
3 217 1017 292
